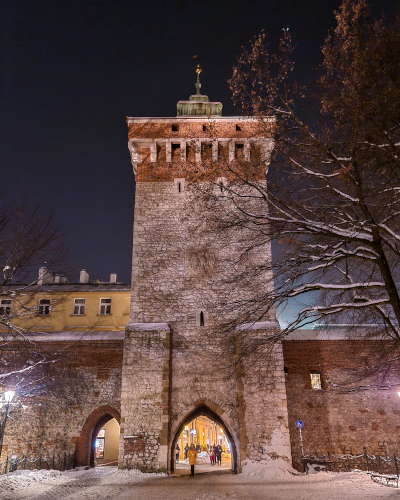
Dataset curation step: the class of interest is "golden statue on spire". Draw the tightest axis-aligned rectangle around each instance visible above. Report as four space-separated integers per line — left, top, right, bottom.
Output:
195 64 202 95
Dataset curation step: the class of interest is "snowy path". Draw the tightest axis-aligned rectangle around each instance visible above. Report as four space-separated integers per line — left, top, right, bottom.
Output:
1 463 400 500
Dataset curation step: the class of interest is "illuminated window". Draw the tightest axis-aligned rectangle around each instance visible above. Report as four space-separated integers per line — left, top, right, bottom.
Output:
73 298 85 315
0 300 11 316
310 372 322 390
100 298 111 315
38 299 50 315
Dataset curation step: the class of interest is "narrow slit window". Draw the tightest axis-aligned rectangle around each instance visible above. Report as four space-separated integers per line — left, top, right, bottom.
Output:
310 372 322 390
172 124 179 132
220 182 223 192
38 299 51 315
200 311 205 327
203 124 207 131
178 182 181 193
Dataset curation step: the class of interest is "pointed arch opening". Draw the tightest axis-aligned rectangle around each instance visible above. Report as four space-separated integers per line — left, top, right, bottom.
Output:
75 405 120 467
170 404 238 475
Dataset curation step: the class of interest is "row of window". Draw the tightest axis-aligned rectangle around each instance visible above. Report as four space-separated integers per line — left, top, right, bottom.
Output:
171 124 243 132
0 298 112 316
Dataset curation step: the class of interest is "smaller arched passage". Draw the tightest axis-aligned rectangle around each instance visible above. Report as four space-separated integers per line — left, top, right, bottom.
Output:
170 404 238 474
75 405 120 467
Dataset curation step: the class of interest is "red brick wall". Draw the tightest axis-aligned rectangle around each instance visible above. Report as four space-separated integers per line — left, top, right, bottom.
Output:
282 340 400 471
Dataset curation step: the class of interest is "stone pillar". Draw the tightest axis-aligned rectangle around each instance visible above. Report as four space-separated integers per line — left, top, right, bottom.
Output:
212 140 218 162
244 140 250 161
229 141 235 162
150 142 157 163
166 140 172 163
180 141 186 162
195 141 201 163
119 323 171 472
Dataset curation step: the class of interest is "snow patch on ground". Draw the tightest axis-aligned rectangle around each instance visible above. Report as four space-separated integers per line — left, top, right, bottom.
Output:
241 458 299 480
0 469 63 492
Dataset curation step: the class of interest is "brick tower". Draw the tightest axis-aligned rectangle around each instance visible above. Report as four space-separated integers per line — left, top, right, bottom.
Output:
119 68 291 472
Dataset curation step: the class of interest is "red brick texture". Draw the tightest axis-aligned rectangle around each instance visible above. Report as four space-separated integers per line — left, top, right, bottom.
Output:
282 340 400 471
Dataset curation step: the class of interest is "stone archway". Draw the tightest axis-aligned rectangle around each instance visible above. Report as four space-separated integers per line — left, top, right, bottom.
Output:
75 405 120 466
169 401 239 474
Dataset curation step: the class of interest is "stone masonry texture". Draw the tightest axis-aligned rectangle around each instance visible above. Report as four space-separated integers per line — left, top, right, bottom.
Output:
119 116 291 473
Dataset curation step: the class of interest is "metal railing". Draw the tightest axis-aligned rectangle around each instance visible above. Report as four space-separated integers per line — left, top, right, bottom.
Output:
0 452 76 475
299 450 400 487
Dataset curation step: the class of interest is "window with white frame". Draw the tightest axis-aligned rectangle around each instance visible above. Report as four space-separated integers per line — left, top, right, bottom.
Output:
38 299 51 315
73 298 86 315
310 372 322 390
0 300 11 316
99 298 111 315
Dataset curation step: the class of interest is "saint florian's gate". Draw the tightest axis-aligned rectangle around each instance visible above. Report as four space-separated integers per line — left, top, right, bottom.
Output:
118 71 291 473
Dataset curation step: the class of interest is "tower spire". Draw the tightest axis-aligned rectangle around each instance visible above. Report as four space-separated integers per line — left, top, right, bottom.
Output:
195 64 202 95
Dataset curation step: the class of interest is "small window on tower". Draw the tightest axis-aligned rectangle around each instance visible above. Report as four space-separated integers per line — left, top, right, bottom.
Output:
310 372 322 390
172 124 179 132
236 125 242 131
235 143 244 149
203 124 208 131
200 311 205 327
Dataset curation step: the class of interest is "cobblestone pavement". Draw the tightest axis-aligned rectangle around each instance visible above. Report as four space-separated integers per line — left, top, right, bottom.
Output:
2 466 400 500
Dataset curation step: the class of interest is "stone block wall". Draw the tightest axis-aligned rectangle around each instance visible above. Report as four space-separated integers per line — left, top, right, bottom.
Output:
282 339 400 471
119 323 170 472
1 340 123 464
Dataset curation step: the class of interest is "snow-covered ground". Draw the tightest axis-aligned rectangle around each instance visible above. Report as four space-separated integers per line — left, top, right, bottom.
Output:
1 461 399 500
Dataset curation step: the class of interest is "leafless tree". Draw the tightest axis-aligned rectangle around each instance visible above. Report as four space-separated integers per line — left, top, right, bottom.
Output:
179 0 400 390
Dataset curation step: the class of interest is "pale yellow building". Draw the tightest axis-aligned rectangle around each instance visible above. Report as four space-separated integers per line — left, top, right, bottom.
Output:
0 267 131 334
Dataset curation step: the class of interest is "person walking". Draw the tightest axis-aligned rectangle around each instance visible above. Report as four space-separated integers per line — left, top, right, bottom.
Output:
215 444 222 466
210 447 215 466
175 443 180 464
188 443 197 476
184 443 189 460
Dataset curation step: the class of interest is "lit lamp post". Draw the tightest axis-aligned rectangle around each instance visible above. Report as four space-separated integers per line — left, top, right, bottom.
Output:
0 391 15 458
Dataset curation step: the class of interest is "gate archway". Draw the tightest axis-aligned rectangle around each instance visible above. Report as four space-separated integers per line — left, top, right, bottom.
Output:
170 403 238 473
75 405 120 466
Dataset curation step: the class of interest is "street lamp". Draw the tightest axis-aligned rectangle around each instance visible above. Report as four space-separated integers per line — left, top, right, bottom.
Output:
0 390 15 458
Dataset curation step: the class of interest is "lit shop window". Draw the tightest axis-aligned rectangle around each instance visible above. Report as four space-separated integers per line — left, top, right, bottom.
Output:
99 298 112 315
38 299 51 315
0 300 11 316
95 429 105 460
310 372 322 390
73 298 85 315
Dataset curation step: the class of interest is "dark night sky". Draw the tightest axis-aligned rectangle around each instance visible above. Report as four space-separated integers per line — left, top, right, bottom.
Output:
0 0 366 287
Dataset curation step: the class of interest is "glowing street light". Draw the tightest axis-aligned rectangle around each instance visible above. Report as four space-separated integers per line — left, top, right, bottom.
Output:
0 390 16 457
4 391 15 403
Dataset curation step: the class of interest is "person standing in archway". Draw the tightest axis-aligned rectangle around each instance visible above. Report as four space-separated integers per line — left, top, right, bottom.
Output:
215 444 222 466
188 443 197 476
175 443 180 464
184 443 189 460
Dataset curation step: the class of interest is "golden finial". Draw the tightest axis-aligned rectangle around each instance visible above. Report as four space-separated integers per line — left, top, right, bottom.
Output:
196 64 202 76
